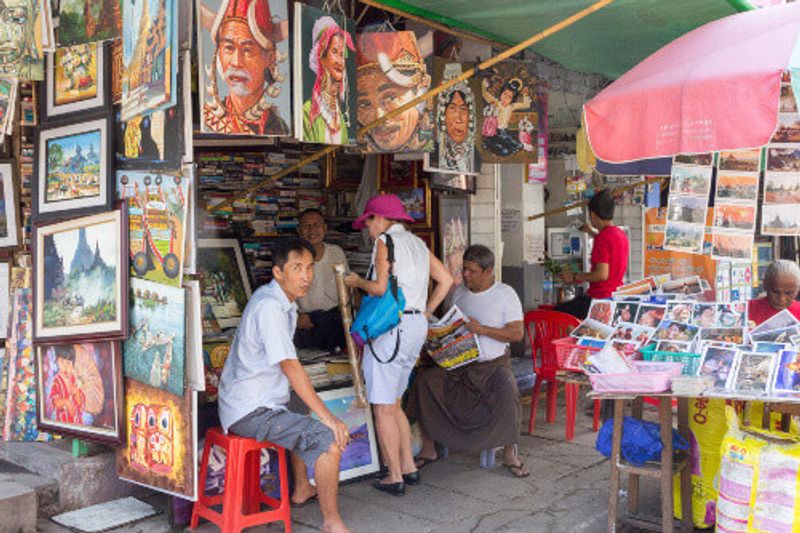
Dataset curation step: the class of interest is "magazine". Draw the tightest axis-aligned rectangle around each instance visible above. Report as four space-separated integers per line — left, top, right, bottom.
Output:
425 306 482 370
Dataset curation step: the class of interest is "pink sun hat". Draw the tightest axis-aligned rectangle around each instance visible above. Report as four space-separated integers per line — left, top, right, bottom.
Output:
352 194 414 229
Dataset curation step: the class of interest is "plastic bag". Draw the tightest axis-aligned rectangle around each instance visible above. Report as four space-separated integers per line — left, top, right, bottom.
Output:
596 416 689 467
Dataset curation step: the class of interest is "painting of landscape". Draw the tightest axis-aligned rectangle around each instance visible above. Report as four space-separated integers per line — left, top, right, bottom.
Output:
45 130 102 203
197 239 251 329
35 210 126 341
58 0 121 46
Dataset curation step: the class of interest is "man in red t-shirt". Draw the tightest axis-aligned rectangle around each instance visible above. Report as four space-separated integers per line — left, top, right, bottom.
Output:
556 190 629 319
748 260 800 326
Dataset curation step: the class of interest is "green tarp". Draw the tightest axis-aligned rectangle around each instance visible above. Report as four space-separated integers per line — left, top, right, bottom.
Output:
370 0 755 79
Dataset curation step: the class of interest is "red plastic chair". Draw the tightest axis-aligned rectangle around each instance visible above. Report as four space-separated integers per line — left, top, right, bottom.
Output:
524 310 601 441
191 427 291 533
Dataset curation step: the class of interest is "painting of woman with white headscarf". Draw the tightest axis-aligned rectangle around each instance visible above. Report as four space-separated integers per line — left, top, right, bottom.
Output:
424 59 480 176
293 5 356 145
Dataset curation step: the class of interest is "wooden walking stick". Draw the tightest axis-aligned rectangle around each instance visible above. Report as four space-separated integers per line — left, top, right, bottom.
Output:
334 264 368 408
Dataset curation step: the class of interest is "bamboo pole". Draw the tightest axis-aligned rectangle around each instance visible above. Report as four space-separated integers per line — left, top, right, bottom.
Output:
334 264 368 408
208 0 615 214
527 175 667 221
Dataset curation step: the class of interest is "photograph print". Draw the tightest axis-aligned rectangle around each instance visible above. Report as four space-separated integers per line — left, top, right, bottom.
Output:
36 340 124 444
732 352 775 395
772 113 800 143
664 221 704 254
763 172 800 204
0 161 19 249
197 239 252 328
771 349 800 394
34 207 128 343
712 231 754 261
781 84 797 113
33 115 113 221
698 346 737 390
717 149 761 173
292 3 356 145
762 204 800 236
715 172 760 203
197 0 291 136
767 147 800 172
673 153 713 166
43 42 109 119
713 204 757 232
666 195 707 225
669 165 712 196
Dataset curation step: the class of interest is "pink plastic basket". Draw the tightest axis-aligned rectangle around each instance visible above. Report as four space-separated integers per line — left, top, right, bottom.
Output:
552 337 602 370
588 362 684 394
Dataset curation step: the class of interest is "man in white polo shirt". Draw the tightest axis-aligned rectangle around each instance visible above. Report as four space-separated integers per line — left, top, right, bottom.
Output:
218 237 351 533
407 244 529 477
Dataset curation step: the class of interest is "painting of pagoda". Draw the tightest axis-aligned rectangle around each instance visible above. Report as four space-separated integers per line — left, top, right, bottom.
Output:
121 0 177 121
58 0 122 46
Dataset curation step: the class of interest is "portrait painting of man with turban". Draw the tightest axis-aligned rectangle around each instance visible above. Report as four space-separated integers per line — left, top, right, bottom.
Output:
197 0 291 136
293 5 356 145
424 59 480 175
356 31 433 153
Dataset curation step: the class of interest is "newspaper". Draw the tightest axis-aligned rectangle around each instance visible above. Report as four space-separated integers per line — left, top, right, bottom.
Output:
425 306 482 370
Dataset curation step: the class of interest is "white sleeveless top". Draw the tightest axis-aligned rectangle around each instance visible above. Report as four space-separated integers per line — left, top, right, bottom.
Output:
369 224 430 312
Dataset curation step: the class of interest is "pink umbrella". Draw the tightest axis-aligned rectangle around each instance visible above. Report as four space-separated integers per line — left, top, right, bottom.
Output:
584 3 800 163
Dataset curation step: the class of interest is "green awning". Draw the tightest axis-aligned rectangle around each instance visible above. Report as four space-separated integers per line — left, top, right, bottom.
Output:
369 0 756 79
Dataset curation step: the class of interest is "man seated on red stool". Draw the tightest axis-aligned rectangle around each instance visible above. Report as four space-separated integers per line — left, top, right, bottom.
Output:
218 237 351 533
749 259 800 326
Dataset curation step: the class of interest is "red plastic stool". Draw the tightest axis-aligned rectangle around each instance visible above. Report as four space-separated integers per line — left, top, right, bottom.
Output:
191 427 291 533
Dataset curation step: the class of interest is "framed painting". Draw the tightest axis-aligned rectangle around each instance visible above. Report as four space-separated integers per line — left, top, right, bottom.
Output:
196 0 291 136
124 278 186 397
33 206 129 343
307 386 379 483
415 231 435 252
439 196 469 287
378 155 418 189
33 114 114 221
116 379 198 500
57 0 121 46
43 42 109 120
0 161 19 249
0 262 7 340
326 151 364 188
197 239 253 329
35 340 124 444
393 182 431 228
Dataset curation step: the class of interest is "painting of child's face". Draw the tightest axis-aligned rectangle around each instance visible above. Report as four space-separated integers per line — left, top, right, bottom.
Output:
57 356 74 376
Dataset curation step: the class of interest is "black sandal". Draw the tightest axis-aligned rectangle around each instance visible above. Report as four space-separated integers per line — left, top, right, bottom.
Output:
503 462 530 478
413 455 438 469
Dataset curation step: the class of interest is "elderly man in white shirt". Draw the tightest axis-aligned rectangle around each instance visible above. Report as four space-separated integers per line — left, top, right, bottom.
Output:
407 244 529 478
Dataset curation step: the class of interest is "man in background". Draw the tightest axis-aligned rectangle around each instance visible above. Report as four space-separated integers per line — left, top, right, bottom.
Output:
295 209 349 351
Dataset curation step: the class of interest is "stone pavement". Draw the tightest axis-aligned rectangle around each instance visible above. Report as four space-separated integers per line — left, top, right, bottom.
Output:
33 398 666 532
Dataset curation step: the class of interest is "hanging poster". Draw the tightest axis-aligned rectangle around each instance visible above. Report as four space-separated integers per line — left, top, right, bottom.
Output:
116 379 198 500
0 0 43 80
356 31 433 153
121 0 178 121
196 238 252 328
477 60 541 164
664 157 713 254
36 341 124 444
116 170 189 286
423 60 480 175
124 278 186 396
438 196 468 287
57 0 121 46
44 43 108 120
196 0 291 136
292 4 356 145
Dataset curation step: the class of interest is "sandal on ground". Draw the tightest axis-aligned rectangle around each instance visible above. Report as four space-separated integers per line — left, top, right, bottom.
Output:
413 455 438 469
290 494 317 508
503 462 530 478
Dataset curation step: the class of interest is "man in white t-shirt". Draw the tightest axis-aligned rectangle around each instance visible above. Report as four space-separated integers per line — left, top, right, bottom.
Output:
295 209 349 351
407 244 529 477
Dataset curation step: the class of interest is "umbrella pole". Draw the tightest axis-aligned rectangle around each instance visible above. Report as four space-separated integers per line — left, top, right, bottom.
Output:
334 264 368 408
208 0 615 214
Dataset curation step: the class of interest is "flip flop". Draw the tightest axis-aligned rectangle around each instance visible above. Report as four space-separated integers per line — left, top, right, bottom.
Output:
291 494 317 508
413 455 438 469
503 462 530 478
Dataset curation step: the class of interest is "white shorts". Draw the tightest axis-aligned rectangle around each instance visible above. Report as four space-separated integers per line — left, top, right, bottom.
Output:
362 314 427 405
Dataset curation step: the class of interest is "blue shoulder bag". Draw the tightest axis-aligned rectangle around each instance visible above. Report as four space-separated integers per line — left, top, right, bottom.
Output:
350 233 405 363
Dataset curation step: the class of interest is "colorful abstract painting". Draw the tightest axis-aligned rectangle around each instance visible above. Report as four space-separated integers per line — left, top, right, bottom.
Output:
58 0 121 46
0 0 44 80
424 59 480 175
121 0 178 121
116 379 197 500
36 341 123 444
117 170 188 286
124 278 185 397
356 31 433 153
196 239 252 329
197 0 291 136
478 60 541 164
34 209 127 342
292 4 356 145
308 387 378 482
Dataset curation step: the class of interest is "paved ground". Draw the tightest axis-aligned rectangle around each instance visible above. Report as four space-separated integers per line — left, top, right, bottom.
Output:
33 396 665 532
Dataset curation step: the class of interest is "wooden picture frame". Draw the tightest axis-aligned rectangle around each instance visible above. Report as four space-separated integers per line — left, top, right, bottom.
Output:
42 42 110 120
33 205 129 343
391 181 431 228
0 261 8 341
0 160 20 249
378 155 418 189
325 151 364 188
33 113 114 221
35 340 124 444
438 196 469 285
415 230 435 252
197 238 253 329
